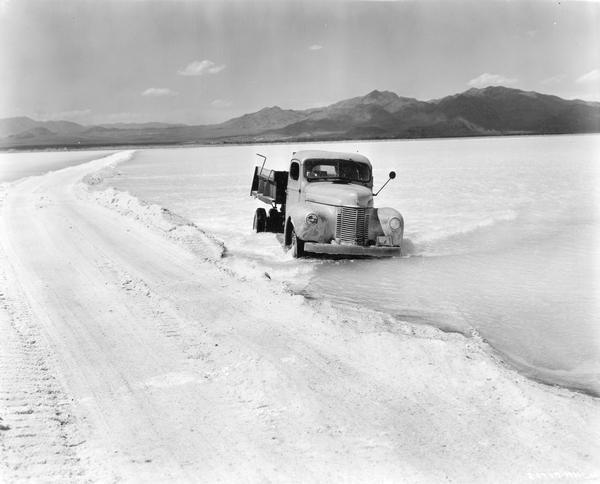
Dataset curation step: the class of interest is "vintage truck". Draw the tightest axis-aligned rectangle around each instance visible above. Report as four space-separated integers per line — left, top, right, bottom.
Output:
250 150 404 257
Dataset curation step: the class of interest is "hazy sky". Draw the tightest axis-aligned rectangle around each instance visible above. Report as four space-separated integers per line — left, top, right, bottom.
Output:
1 0 599 125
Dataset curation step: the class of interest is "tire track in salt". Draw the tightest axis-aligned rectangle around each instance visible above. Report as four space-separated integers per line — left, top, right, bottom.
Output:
0 237 86 482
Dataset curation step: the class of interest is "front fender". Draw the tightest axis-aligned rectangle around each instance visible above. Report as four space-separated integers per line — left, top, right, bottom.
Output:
287 204 336 242
375 207 404 247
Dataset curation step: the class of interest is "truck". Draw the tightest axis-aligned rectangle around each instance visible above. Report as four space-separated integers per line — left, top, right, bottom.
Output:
250 150 404 258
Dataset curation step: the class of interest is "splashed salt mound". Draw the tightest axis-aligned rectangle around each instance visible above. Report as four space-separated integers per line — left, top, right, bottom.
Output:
77 149 225 261
79 185 226 261
81 156 127 185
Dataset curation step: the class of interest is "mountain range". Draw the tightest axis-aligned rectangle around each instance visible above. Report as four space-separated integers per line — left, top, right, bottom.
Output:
1 86 599 150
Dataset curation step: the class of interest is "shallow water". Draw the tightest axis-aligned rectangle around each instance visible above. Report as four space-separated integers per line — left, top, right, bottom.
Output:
98 135 599 395
0 149 113 183
3 135 599 395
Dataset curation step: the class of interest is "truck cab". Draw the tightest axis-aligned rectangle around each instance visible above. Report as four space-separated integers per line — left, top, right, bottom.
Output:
251 150 403 257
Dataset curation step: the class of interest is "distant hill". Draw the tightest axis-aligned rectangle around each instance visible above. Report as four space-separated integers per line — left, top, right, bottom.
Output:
1 86 599 149
214 106 307 135
0 117 39 138
98 122 186 130
0 117 86 139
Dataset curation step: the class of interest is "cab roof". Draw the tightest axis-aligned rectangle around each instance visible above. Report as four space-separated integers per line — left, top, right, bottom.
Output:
291 150 371 166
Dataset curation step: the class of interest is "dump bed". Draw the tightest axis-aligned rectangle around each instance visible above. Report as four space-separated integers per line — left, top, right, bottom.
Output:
250 166 288 205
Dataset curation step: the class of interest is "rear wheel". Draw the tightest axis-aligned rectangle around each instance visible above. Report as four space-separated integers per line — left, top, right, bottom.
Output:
291 228 305 258
267 208 282 233
253 208 267 232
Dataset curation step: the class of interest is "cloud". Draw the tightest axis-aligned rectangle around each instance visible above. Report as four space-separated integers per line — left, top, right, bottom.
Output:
210 99 232 108
541 74 566 85
178 60 226 76
467 73 517 88
308 44 323 51
576 69 600 84
141 87 178 97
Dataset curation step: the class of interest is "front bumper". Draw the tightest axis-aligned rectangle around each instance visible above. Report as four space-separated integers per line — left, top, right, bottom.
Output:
304 242 402 258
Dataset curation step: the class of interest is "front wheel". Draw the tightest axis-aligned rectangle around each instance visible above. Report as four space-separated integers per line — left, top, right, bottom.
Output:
291 228 305 258
253 208 267 232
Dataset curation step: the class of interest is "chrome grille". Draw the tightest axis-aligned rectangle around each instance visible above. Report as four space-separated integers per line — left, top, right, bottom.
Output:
336 207 369 245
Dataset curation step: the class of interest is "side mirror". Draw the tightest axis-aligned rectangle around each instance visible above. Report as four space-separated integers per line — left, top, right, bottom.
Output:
374 170 397 196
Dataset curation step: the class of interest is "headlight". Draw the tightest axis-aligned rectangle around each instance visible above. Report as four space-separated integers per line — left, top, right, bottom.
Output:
306 213 318 224
389 217 401 230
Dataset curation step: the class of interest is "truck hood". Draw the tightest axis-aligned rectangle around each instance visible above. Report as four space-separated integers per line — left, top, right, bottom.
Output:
304 182 373 208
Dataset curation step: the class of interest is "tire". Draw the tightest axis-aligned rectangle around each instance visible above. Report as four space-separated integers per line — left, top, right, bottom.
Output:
253 208 267 233
291 227 305 258
267 208 282 233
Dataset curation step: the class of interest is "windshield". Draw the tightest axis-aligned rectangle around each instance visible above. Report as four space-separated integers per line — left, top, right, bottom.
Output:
304 159 371 183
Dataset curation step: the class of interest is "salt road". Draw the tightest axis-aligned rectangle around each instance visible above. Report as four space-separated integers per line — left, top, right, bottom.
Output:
0 152 598 482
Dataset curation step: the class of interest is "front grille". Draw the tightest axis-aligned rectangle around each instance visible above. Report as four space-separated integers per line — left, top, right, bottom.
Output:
336 207 369 246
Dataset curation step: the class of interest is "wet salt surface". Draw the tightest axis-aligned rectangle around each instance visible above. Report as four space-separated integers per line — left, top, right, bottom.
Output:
4 135 599 395
0 149 113 182
101 136 599 395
